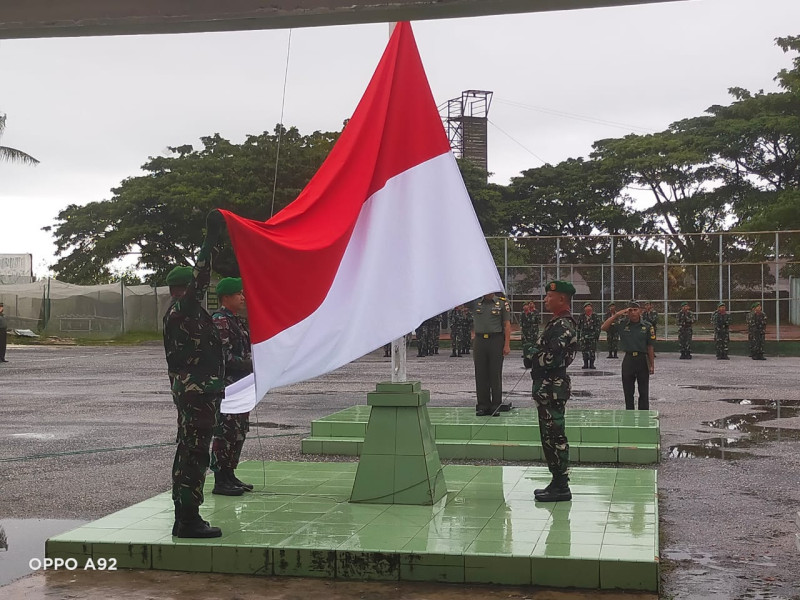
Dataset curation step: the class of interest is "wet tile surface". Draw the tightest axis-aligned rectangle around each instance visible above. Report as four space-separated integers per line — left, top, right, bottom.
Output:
304 407 660 463
46 461 658 591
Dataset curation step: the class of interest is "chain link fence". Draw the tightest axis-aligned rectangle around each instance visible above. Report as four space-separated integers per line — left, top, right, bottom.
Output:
492 231 800 341
1 231 799 340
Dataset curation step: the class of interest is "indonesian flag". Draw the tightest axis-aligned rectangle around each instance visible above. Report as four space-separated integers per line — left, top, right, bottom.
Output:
220 22 503 413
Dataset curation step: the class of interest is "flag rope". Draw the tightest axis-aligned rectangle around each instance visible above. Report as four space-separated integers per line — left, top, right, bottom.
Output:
270 28 293 218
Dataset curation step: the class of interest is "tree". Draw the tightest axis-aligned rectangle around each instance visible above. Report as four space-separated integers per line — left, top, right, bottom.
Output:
0 114 39 165
46 125 339 284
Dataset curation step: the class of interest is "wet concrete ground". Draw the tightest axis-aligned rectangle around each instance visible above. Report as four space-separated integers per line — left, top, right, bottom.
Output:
1 344 799 599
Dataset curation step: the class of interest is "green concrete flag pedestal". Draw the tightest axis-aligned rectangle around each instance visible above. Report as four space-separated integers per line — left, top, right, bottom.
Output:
350 381 447 505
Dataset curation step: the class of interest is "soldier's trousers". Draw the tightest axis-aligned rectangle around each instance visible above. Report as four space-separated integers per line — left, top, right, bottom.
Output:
473 333 504 412
0 328 6 361
715 333 729 358
532 377 570 477
580 339 597 364
621 353 649 410
606 333 618 355
678 328 692 353
172 391 221 509
749 333 765 357
211 412 250 471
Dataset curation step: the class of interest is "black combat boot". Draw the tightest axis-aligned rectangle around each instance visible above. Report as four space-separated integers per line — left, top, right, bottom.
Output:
534 475 571 502
582 355 588 369
229 469 253 491
212 470 244 496
679 351 686 359
174 505 222 538
589 358 596 369
687 352 692 359
613 351 618 358
606 353 613 358
450 349 458 357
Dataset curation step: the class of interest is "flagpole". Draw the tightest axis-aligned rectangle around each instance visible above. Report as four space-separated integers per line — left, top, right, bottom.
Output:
387 20 407 384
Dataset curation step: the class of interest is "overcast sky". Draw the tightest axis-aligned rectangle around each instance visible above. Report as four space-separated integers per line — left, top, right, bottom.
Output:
1 0 799 277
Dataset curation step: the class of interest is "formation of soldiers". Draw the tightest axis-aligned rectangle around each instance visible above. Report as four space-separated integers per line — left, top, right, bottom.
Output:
414 313 445 357
448 305 473 357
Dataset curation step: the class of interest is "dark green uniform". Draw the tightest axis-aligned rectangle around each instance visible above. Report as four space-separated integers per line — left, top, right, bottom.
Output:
747 308 767 360
163 248 224 515
468 295 511 415
641 308 659 338
449 306 466 357
605 307 619 358
618 318 655 410
211 307 253 474
520 306 541 349
712 309 731 359
577 312 602 369
523 310 577 477
677 307 695 358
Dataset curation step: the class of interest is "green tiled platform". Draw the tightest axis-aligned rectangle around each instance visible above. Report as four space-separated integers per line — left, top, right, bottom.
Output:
46 461 659 591
302 407 660 464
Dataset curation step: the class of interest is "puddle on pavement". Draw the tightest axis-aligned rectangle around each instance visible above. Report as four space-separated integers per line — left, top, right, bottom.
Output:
668 398 800 459
0 519 86 587
571 390 593 398
677 385 742 391
575 371 615 376
252 422 297 429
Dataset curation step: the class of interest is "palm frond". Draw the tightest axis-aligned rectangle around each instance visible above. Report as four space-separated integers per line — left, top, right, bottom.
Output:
0 146 40 165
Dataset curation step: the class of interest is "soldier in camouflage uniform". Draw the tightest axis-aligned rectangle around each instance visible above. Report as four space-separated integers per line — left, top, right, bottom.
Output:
676 301 695 359
427 313 442 355
712 302 731 360
449 305 466 357
641 302 659 339
747 302 767 360
604 302 619 358
576 301 602 369
523 280 577 502
163 211 225 538
519 301 541 355
211 277 254 496
462 308 473 355
415 320 429 357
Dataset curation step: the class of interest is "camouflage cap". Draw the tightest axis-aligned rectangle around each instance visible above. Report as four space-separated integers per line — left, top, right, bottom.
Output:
583 302 593 308
751 301 761 309
628 300 640 308
717 302 726 308
216 277 243 296
165 266 193 286
545 280 576 295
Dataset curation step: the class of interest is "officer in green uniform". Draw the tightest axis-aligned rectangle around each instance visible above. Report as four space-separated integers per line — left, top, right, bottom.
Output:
605 302 619 358
577 301 602 369
163 211 225 538
712 302 731 360
676 301 695 359
466 292 511 416
602 300 655 410
523 280 578 502
747 302 767 360
211 277 254 496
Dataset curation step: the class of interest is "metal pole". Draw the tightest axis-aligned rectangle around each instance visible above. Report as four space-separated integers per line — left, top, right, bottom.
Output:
695 264 699 315
761 263 765 308
389 18 407 382
718 234 723 304
120 280 126 334
504 237 509 295
556 237 561 280
631 264 635 300
601 263 605 313
610 236 615 303
570 264 574 314
727 264 731 308
664 236 669 340
776 232 781 342
540 264 544 313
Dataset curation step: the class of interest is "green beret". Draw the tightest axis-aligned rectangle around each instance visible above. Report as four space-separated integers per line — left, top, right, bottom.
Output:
165 266 193 286
751 302 761 309
718 302 726 308
628 300 640 308
680 301 689 307
608 301 616 307
216 277 243 296
583 302 593 308
545 280 576 295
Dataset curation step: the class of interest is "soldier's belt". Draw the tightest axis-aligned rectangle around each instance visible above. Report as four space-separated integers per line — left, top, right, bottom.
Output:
532 368 567 378
478 332 502 338
627 351 647 357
